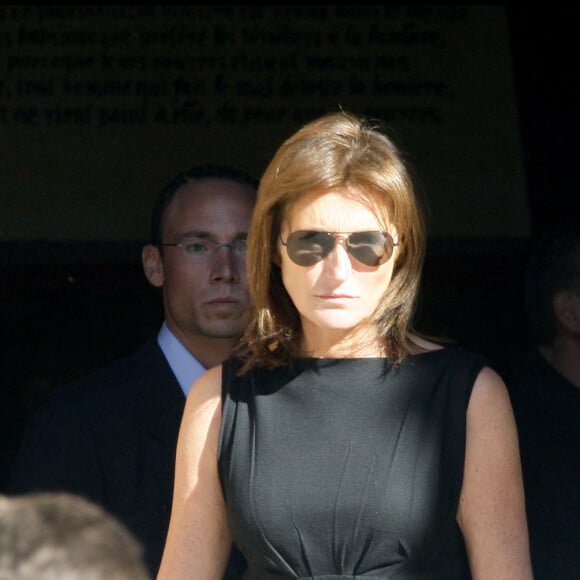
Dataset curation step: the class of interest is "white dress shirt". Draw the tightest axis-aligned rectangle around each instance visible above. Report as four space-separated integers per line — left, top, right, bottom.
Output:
157 321 205 397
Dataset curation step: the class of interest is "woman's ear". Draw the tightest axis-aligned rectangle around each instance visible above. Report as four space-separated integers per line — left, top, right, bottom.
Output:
142 244 165 288
553 290 580 333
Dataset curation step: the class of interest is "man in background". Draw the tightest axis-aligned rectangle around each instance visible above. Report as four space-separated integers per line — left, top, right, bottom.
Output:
7 164 258 578
508 224 580 579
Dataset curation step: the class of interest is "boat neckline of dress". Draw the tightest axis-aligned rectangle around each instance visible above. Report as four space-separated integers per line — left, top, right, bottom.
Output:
292 345 452 362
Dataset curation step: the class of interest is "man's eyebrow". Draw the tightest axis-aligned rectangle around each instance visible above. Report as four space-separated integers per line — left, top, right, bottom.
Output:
176 230 248 241
177 230 210 239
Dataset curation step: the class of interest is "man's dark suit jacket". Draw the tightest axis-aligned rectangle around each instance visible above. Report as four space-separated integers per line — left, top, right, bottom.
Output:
8 336 245 578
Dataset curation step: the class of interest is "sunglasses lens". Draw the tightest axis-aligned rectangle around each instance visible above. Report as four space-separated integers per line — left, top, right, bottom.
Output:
348 231 392 266
284 231 394 267
286 231 333 266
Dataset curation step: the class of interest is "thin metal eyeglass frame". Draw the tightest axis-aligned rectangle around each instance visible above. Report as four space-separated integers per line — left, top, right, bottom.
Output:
159 239 247 257
280 230 398 267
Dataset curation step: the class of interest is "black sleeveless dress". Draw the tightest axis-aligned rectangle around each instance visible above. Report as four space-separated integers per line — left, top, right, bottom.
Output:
219 346 486 579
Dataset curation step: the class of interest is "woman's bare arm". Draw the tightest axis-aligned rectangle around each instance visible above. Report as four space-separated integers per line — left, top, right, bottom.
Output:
457 365 533 579
157 365 231 580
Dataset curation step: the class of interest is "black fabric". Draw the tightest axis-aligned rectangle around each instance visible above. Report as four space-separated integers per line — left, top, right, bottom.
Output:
219 347 486 579
509 353 580 580
7 336 245 579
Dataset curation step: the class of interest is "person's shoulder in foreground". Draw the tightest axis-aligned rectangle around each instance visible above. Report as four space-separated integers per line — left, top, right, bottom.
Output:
0 491 151 579
7 163 258 578
158 111 533 579
508 222 580 579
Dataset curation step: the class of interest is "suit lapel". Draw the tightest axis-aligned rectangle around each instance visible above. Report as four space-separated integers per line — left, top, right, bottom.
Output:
134 338 186 502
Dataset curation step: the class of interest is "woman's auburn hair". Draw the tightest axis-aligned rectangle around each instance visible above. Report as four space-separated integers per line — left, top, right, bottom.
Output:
236 110 426 371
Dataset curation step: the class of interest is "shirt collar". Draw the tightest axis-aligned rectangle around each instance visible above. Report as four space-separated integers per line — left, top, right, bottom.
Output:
157 321 205 397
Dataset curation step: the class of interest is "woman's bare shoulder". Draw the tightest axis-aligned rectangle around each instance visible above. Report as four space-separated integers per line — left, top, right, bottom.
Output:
408 333 445 353
469 364 511 414
190 364 223 393
183 364 224 417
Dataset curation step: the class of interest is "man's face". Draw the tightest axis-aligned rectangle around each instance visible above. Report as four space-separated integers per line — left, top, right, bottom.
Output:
145 177 255 346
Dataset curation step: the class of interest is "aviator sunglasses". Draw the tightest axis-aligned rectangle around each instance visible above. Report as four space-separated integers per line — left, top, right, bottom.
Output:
280 230 398 267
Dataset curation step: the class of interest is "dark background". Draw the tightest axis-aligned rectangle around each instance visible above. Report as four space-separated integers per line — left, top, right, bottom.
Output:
506 5 577 236
1 6 578 487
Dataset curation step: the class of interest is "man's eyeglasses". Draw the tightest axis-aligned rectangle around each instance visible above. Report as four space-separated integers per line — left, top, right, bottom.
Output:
280 230 398 267
160 238 247 259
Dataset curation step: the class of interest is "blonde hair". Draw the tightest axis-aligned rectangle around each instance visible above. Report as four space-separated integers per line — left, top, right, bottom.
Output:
238 111 426 370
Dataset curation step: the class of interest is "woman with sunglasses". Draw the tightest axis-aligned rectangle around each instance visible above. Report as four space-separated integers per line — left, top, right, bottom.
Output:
158 112 533 579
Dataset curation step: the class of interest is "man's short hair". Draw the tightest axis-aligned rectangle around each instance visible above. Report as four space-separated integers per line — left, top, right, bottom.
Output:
149 164 259 246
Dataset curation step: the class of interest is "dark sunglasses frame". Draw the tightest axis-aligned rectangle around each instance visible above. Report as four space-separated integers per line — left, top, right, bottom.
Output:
280 230 398 267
